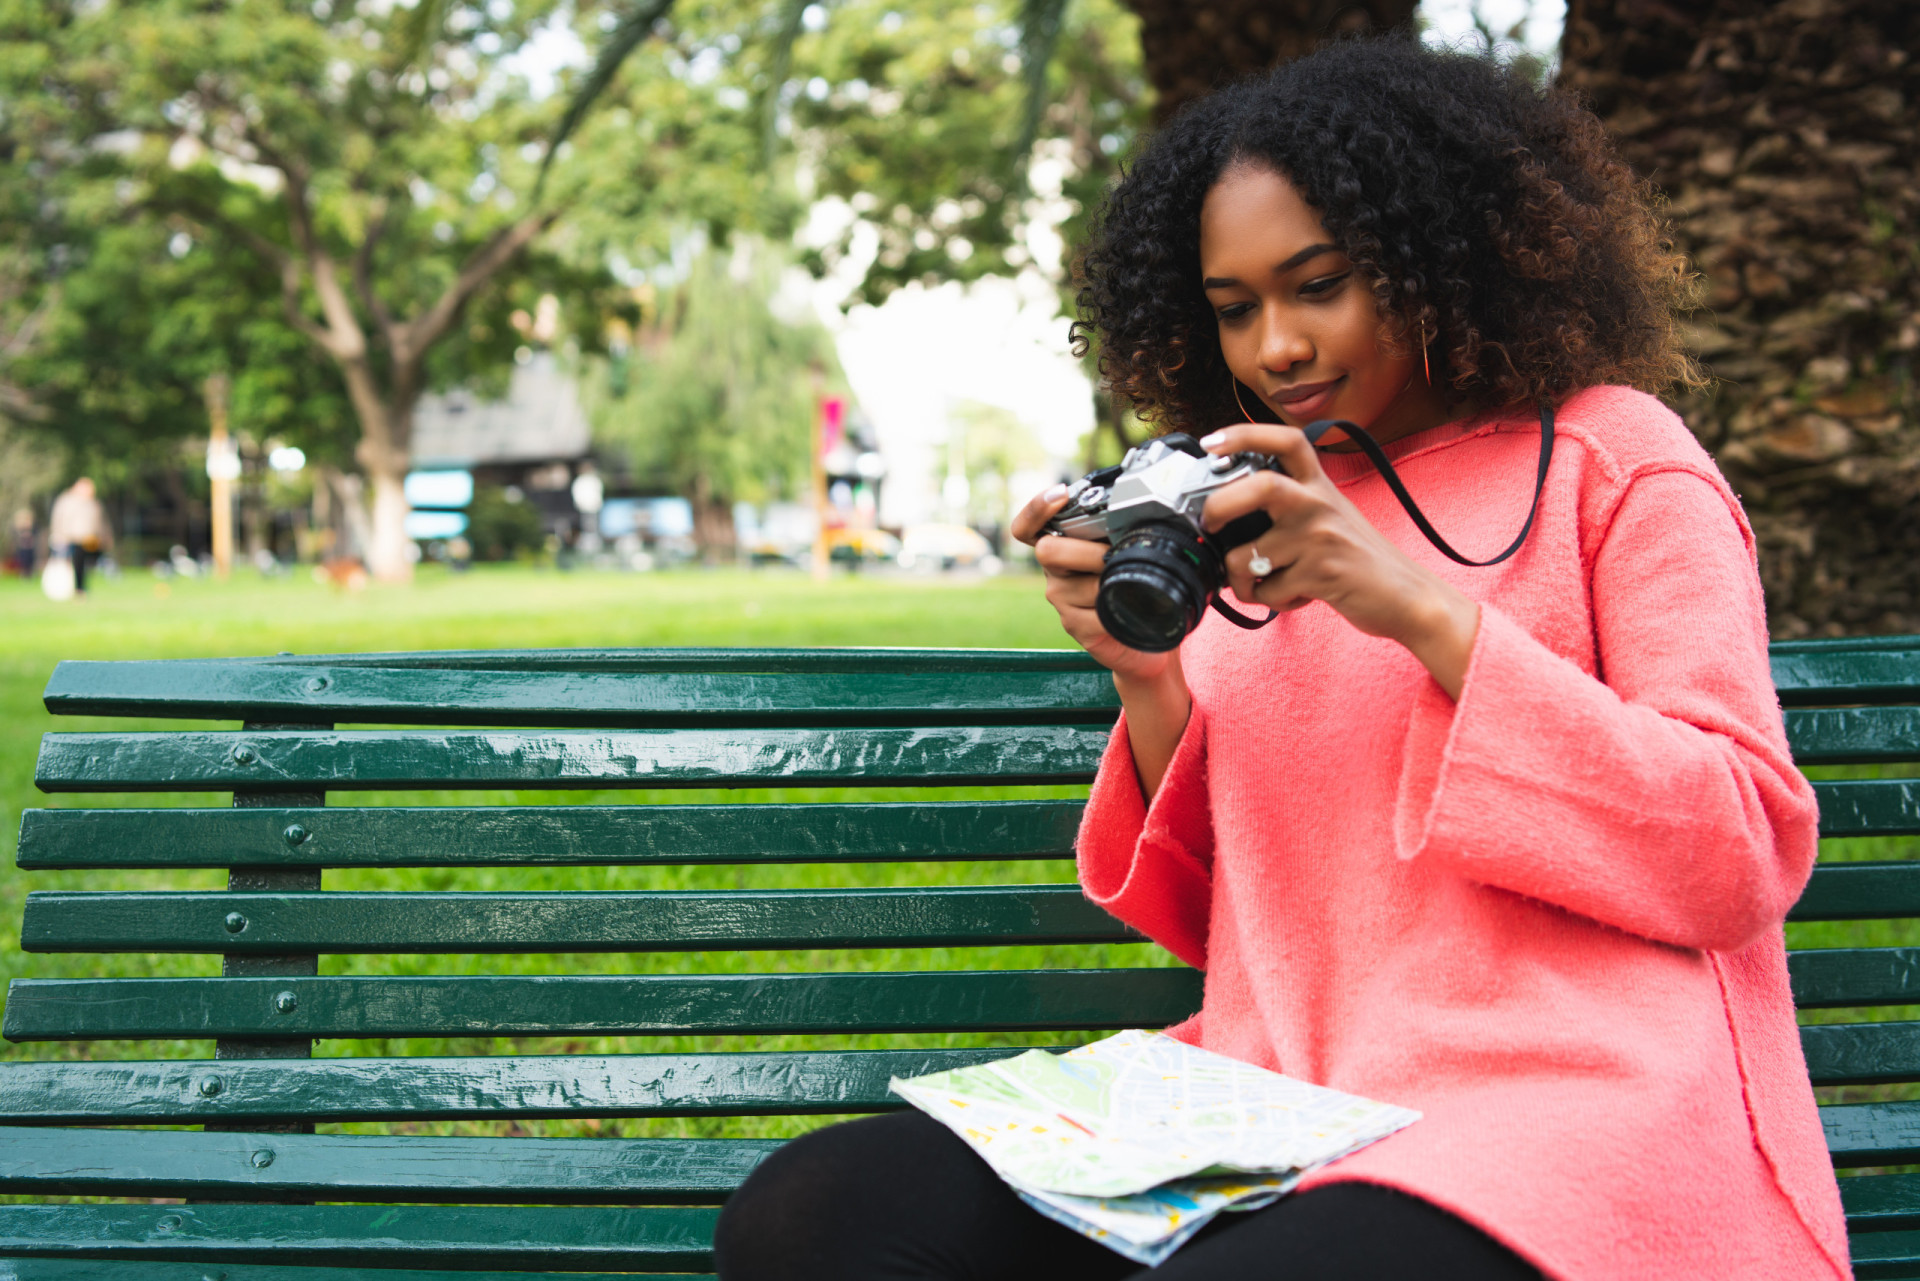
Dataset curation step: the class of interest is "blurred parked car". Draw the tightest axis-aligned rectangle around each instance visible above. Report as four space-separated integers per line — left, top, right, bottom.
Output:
828 528 902 565
898 523 996 572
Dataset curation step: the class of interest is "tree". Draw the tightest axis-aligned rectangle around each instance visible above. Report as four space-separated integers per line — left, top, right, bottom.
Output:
590 238 841 556
1558 0 1920 635
0 18 355 543
15 0 636 580
1120 0 1419 122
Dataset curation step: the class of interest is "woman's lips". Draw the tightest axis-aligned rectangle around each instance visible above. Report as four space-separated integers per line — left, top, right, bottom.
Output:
1268 377 1342 421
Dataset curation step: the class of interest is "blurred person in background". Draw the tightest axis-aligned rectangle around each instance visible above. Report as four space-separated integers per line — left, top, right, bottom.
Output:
6 508 35 578
48 478 111 596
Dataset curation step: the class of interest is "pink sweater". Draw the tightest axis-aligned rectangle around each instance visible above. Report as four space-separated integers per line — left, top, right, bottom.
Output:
1077 386 1850 1279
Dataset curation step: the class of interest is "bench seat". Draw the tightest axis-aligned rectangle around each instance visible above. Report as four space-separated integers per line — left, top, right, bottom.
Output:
4 638 1920 1277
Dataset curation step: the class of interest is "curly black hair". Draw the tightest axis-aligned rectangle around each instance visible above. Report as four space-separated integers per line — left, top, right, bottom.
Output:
1073 37 1702 433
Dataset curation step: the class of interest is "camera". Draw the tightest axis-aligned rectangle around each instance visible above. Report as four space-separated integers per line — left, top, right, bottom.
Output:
1045 432 1286 652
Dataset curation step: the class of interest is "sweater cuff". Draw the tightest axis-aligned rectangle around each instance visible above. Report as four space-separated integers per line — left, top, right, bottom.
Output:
1076 703 1213 970
1394 603 1524 865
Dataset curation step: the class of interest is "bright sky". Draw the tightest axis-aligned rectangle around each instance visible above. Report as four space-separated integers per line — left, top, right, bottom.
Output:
1418 0 1564 68
833 274 1094 528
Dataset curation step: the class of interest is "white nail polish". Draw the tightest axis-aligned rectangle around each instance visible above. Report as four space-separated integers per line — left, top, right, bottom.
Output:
1043 483 1069 501
1199 432 1226 449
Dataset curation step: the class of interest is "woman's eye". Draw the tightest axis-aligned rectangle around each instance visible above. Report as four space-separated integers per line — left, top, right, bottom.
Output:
1300 272 1351 297
1216 302 1255 321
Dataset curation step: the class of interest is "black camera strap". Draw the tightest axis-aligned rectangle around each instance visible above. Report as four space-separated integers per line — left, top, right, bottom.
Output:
1206 401 1556 631
1306 401 1557 567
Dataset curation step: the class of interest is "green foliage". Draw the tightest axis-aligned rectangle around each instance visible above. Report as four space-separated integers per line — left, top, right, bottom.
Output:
560 0 1150 304
771 0 1149 301
536 0 678 202
591 238 839 511
554 30 779 270
0 418 60 524
0 0 627 473
19 214 357 471
464 484 546 561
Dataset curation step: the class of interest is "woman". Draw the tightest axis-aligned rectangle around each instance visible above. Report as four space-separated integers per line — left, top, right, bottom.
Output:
717 37 1846 1279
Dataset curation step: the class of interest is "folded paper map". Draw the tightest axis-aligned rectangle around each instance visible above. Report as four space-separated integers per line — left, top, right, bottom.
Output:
890 1029 1419 1264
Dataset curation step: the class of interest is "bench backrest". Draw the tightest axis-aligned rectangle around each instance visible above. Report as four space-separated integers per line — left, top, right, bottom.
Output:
4 637 1920 1278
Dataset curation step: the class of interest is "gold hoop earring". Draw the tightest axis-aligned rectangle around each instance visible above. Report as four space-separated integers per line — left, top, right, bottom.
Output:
1421 329 1433 386
1232 378 1257 424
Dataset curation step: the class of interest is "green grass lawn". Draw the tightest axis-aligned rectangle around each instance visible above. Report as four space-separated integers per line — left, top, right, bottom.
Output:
0 563 1169 1140
3 564 1915 1143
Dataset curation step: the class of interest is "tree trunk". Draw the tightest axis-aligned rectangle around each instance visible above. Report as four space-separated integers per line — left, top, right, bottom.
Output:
358 401 419 583
319 467 374 565
364 464 412 581
690 472 737 564
1558 0 1920 637
1121 0 1420 122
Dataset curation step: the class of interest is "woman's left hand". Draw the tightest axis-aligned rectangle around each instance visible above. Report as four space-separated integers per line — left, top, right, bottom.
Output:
1198 423 1481 699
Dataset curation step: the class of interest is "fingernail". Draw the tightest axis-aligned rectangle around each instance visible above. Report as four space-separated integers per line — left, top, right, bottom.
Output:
1043 483 1069 501
1199 432 1226 449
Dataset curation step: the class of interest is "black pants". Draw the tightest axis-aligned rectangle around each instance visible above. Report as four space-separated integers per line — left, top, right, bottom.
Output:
65 545 93 594
715 1111 1542 1280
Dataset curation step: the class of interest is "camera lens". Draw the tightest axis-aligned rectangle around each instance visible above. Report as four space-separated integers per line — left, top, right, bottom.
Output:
1097 521 1220 652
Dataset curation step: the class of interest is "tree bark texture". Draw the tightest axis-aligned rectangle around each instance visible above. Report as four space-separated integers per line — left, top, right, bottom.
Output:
1559 0 1920 636
1122 0 1419 122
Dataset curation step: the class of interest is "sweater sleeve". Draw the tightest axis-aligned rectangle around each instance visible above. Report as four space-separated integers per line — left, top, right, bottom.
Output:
1394 468 1819 953
1075 702 1215 970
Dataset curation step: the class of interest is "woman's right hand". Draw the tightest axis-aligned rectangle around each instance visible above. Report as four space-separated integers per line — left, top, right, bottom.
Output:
1010 485 1176 684
1012 483 1193 799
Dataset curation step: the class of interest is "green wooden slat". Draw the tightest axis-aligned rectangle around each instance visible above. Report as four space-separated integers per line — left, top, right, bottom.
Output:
302 647 1102 671
33 725 1109 793
1846 1173 1920 1232
0 1049 1035 1123
57 645 1109 677
1 969 1203 1042
1815 781 1920 838
1786 707 1920 765
1801 1022 1920 1086
1789 948 1920 1008
34 637 1916 720
0 1264 705 1281
1772 635 1920 708
14 800 1085 870
0 1203 717 1272
42 657 1120 727
1793 864 1920 922
1826 1100 1920 1167
1851 1228 1920 1280
20 886 1138 954
0 1126 776 1203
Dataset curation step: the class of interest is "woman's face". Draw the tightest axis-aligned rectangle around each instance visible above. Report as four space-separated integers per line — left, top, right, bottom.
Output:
1198 163 1450 444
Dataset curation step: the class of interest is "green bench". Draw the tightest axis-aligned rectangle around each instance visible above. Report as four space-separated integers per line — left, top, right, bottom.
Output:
3 638 1919 1278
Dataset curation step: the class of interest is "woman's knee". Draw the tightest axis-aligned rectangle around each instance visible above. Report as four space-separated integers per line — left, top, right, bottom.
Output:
714 1112 974 1280
714 1119 862 1278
